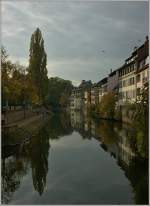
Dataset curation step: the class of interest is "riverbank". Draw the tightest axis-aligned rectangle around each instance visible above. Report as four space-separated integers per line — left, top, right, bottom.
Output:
88 104 137 125
2 109 53 147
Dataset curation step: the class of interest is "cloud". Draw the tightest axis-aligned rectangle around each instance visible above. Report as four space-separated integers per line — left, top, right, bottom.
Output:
9 55 29 67
1 1 149 86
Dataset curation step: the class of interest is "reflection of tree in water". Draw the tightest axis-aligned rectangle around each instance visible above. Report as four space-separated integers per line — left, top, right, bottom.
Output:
133 121 148 159
2 113 74 202
28 126 50 196
71 111 148 204
98 120 118 144
47 112 73 140
118 158 148 205
28 112 73 195
95 120 148 204
1 155 28 204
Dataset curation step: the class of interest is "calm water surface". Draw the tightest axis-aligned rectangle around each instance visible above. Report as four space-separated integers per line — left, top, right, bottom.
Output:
2 111 148 204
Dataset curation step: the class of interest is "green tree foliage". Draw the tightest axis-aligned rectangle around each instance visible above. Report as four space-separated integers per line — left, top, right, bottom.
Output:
1 47 40 108
46 77 73 109
28 28 48 104
133 83 148 159
126 83 148 159
98 92 117 119
1 47 13 107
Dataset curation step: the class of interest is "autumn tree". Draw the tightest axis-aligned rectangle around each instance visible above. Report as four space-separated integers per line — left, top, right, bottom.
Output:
28 28 48 105
1 47 14 107
98 92 117 119
1 46 40 108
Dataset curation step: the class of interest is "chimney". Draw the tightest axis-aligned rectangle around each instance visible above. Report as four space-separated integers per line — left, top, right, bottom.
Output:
134 46 137 51
146 35 148 42
110 69 112 73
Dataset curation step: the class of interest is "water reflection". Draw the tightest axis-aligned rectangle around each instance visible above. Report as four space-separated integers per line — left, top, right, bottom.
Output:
28 126 50 196
2 113 73 204
2 148 29 203
1 111 148 204
70 110 148 204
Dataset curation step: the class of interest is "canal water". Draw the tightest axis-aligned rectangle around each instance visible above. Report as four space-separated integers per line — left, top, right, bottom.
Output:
2 111 148 205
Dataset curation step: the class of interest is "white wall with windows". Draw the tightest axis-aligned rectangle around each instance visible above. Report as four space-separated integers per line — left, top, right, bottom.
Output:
118 71 136 105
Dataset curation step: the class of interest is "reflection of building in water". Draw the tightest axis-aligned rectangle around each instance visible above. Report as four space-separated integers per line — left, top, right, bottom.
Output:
115 125 136 166
71 111 136 167
91 120 103 139
84 116 90 132
70 110 93 139
70 110 84 130
91 121 119 159
70 111 148 205
95 122 136 166
91 120 96 137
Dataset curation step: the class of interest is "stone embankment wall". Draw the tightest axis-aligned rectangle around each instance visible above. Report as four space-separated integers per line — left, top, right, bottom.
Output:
3 110 37 125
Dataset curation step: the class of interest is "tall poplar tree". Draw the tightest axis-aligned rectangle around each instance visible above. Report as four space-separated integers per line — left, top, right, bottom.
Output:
28 28 48 104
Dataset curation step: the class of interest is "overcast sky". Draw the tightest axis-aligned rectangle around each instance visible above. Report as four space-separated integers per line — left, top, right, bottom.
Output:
2 1 149 86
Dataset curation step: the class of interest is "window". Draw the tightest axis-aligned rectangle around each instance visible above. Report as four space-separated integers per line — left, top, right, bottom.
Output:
128 78 130 86
119 81 122 88
132 90 136 98
123 80 125 87
128 67 130 73
129 91 131 98
132 64 134 71
134 63 137 70
133 77 135 84
139 59 145 69
136 74 141 83
128 77 135 85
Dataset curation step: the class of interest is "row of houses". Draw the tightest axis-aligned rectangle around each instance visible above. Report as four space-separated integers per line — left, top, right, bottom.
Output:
70 36 149 110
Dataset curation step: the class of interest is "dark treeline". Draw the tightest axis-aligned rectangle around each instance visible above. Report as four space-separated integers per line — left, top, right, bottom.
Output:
1 28 73 110
46 77 73 110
